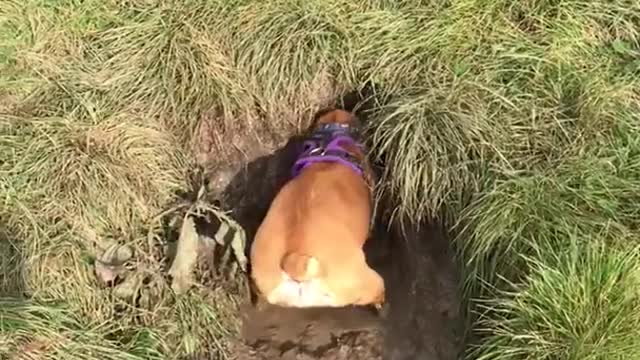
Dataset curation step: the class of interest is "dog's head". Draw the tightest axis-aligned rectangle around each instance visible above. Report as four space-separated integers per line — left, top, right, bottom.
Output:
309 109 364 158
312 109 362 130
308 108 376 193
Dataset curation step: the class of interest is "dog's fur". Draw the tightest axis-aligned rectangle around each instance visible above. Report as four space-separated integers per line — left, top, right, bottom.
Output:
249 109 384 308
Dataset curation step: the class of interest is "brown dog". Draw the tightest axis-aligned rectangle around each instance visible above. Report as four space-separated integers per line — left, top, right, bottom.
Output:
249 109 384 309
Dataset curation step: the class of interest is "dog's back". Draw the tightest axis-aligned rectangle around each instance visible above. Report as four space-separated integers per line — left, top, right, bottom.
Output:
282 160 372 269
250 109 384 308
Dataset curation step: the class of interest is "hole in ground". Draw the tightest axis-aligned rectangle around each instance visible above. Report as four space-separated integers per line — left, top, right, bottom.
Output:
209 84 463 360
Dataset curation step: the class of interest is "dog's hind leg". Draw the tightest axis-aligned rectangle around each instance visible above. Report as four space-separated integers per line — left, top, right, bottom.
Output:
250 235 286 308
324 259 385 309
355 267 385 309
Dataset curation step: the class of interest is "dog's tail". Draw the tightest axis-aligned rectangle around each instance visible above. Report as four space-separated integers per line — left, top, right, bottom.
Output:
281 252 322 282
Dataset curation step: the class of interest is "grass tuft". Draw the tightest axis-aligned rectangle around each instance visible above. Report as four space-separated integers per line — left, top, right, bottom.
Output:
472 240 640 360
0 298 165 359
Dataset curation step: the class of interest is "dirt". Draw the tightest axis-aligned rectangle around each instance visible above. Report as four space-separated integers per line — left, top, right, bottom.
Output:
230 303 383 360
199 89 462 359
229 329 383 360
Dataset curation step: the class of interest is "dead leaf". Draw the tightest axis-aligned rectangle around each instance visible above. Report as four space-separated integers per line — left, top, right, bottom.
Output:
210 207 248 273
199 233 216 249
94 243 133 284
213 221 230 246
168 215 200 294
113 271 144 300
228 227 248 273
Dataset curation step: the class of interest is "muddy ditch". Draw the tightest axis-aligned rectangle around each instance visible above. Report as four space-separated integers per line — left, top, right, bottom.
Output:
190 132 462 358
160 85 463 359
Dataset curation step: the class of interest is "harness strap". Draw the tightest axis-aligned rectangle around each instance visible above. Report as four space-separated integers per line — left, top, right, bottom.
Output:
291 124 365 178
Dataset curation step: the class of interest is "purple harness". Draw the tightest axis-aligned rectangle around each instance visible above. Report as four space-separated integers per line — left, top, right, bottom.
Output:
292 123 365 178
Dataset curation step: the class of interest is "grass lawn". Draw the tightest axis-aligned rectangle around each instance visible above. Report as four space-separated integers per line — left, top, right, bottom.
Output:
2 0 640 359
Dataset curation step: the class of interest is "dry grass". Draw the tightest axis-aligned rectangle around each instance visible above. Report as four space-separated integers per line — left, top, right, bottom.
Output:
1 0 640 359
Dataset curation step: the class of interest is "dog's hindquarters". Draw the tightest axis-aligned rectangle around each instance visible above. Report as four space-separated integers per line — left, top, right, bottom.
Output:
280 252 323 282
323 257 385 308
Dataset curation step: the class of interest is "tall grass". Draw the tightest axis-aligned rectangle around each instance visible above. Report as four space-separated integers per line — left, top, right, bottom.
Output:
1 0 639 358
472 241 640 360
0 298 165 359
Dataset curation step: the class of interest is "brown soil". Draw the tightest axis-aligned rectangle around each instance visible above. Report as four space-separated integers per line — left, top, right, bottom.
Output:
231 304 383 360
229 330 383 360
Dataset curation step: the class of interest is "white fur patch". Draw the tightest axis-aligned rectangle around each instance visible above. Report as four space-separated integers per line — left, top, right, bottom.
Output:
266 272 338 307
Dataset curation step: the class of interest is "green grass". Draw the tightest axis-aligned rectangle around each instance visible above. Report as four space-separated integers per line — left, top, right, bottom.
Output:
1 0 640 358
471 240 640 360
